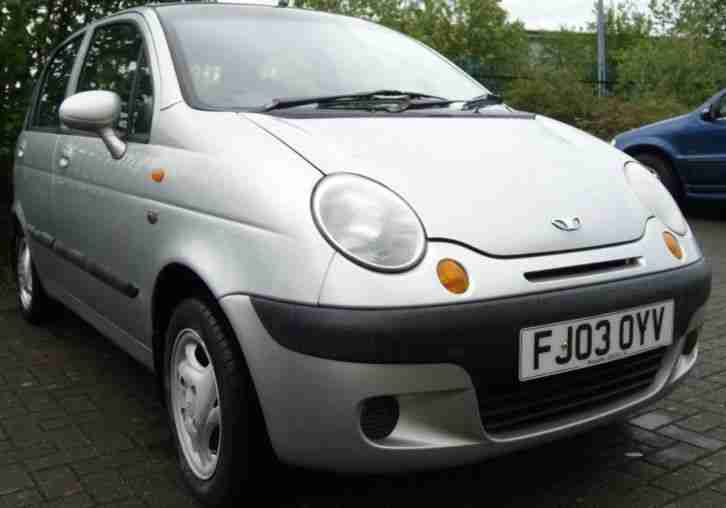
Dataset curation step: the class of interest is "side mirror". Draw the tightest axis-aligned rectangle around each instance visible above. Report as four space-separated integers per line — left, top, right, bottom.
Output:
59 91 127 159
702 99 722 122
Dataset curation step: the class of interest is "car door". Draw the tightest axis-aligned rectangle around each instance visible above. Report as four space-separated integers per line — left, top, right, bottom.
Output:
16 34 85 282
52 15 158 341
678 92 726 192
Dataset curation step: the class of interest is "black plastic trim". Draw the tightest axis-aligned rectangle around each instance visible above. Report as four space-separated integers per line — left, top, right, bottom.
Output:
26 225 54 249
250 259 710 368
525 258 641 283
26 226 139 299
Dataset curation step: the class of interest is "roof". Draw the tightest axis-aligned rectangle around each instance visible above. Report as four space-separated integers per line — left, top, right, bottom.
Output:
147 1 284 7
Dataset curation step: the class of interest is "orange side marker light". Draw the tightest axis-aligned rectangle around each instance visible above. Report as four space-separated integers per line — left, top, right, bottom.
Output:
151 169 166 183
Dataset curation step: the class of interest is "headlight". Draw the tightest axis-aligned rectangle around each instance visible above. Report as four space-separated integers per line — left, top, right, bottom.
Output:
312 173 427 272
624 161 687 236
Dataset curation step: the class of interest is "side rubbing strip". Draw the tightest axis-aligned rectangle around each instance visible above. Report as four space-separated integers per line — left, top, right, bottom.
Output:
26 224 54 249
50 239 139 299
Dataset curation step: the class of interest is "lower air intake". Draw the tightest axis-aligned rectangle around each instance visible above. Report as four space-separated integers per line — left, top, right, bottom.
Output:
475 347 666 436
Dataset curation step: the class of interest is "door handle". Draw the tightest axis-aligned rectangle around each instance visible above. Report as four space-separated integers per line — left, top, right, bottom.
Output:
58 145 74 170
16 140 27 159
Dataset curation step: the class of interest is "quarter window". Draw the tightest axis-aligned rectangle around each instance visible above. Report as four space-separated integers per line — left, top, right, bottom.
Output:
129 50 154 138
33 37 83 129
77 23 153 139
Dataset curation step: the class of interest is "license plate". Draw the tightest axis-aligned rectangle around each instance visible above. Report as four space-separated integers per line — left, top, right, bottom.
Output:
520 301 674 381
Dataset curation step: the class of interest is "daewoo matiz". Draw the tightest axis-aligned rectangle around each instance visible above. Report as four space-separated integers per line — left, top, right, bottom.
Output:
12 2 711 505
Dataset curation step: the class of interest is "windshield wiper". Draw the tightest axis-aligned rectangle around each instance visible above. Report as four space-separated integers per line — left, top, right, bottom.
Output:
261 90 450 112
462 93 504 111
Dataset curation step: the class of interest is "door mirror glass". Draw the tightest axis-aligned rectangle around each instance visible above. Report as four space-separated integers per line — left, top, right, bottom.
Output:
59 90 127 159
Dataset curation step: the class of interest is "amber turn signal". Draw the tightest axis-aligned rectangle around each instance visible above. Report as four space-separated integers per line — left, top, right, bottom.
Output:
663 231 683 260
151 169 165 183
437 259 469 294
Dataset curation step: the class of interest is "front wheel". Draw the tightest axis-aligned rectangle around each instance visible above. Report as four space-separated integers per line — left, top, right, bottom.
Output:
164 298 255 506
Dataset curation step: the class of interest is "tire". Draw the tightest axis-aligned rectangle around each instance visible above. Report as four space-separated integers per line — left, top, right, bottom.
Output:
634 152 683 204
14 227 53 323
164 297 257 507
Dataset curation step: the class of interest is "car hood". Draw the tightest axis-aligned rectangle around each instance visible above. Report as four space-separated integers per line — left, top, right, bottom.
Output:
245 112 648 257
618 113 691 140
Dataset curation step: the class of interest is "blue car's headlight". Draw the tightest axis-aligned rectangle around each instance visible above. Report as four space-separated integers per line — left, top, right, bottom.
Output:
624 161 687 236
311 173 427 272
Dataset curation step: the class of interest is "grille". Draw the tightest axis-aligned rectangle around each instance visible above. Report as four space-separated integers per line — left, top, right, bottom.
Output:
524 258 641 283
474 347 666 436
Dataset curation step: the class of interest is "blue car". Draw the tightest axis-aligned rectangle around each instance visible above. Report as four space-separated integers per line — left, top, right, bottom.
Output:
613 89 726 202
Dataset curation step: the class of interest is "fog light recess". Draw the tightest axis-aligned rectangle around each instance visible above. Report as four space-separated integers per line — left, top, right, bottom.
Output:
683 329 700 356
360 396 399 441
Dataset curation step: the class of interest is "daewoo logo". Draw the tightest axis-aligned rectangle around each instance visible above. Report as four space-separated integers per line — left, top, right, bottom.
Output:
552 217 582 232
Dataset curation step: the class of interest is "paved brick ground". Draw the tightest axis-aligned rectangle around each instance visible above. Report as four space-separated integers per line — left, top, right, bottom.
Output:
1 204 726 507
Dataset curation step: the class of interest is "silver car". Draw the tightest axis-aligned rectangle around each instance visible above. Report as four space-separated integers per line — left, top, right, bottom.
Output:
12 2 710 505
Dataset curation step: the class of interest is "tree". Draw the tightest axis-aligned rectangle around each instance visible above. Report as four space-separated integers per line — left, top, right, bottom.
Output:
650 0 726 44
615 35 726 107
607 0 726 107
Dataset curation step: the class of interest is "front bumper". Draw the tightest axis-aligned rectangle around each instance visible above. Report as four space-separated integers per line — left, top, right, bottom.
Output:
220 259 710 473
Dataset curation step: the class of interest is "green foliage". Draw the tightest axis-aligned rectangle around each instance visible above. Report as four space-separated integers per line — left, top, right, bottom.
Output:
506 67 598 127
615 35 726 108
650 0 726 44
506 65 690 141
507 0 722 140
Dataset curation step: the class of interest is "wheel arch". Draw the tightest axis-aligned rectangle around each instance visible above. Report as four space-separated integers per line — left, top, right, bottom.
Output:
150 262 274 456
151 263 219 378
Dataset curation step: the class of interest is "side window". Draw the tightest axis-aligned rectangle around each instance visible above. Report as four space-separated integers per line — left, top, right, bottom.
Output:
33 37 83 129
77 23 153 139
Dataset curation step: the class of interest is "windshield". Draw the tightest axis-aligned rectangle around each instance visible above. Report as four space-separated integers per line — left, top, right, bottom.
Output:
156 5 487 110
